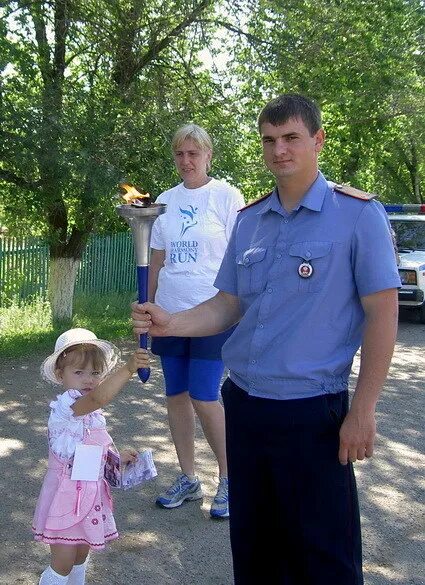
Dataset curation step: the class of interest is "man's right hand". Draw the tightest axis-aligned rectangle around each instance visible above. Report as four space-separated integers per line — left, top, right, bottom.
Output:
131 301 172 337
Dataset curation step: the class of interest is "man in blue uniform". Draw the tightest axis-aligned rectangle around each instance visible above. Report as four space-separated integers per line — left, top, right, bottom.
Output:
132 94 401 584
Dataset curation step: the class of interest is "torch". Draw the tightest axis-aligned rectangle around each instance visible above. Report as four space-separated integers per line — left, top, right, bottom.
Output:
116 183 167 382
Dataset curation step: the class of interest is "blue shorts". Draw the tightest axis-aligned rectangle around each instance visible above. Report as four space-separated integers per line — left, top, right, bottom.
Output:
160 355 225 401
150 327 236 360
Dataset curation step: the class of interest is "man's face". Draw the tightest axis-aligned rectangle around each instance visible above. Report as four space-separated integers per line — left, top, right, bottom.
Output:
260 117 325 181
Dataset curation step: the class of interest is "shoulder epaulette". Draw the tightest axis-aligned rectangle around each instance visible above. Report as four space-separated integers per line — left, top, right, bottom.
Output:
334 184 378 201
238 192 273 212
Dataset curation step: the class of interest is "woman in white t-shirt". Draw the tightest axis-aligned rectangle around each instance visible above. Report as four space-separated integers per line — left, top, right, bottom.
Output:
149 124 244 519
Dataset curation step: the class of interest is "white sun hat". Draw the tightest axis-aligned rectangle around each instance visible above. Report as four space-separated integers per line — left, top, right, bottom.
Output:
41 328 120 385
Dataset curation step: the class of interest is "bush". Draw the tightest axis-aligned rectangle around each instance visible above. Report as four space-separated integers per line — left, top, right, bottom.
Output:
0 292 136 358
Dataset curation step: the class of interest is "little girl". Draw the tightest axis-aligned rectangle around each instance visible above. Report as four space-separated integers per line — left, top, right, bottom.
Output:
32 328 149 585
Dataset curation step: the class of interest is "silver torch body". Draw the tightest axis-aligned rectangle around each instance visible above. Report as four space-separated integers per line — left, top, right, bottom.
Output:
116 203 167 382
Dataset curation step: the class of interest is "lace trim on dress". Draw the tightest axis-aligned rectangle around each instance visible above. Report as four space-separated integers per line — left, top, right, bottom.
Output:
47 390 106 459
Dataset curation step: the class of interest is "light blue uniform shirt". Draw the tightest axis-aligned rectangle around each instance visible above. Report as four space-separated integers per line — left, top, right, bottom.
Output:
215 172 401 400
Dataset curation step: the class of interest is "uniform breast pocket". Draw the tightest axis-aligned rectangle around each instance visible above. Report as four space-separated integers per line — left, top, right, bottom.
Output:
288 241 333 293
236 247 267 294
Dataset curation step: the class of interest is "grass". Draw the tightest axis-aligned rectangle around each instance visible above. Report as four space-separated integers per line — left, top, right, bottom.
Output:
0 292 136 358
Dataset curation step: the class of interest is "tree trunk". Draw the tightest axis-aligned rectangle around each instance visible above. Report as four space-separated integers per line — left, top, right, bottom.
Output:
409 141 423 204
413 170 422 203
48 256 80 325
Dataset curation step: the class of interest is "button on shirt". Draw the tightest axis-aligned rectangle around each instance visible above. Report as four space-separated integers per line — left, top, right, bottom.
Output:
214 171 401 400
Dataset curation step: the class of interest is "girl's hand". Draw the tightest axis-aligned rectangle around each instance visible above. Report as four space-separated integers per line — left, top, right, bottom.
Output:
120 448 138 465
126 348 149 375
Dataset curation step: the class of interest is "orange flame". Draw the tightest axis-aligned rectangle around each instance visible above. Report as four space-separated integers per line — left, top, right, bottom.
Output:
119 183 150 203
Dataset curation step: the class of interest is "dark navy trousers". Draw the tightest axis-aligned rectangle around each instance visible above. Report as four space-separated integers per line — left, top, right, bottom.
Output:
221 378 363 585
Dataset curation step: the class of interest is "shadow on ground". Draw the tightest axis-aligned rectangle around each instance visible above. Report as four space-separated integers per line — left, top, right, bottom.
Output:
0 315 423 584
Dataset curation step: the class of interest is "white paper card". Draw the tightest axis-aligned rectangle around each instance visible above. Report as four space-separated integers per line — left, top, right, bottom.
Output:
71 444 103 481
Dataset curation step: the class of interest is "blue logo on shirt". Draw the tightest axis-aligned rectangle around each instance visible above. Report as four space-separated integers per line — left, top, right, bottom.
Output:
179 205 198 237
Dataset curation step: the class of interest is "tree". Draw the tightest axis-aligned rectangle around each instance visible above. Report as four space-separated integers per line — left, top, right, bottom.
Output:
0 0 241 322
2 0 424 323
224 0 425 201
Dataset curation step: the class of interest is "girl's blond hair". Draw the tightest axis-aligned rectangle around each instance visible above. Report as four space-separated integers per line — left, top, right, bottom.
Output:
55 344 107 375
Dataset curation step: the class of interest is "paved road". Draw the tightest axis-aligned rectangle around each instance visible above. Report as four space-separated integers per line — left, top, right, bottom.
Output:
0 316 424 584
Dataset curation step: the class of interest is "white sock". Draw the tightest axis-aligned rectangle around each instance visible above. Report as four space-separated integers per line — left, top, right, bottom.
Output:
39 566 69 584
67 560 87 585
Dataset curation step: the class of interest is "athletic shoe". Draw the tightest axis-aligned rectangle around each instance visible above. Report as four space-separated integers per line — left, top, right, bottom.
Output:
210 477 229 519
156 474 203 509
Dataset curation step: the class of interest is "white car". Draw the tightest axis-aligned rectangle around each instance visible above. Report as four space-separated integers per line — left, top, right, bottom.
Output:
387 213 425 323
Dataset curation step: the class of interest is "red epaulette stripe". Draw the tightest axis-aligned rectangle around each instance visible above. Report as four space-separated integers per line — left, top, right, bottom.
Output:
238 192 273 212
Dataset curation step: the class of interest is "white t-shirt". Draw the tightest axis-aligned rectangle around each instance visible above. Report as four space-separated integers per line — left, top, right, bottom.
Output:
150 178 244 312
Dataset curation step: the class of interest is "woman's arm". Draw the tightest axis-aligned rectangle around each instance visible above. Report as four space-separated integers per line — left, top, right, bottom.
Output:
148 248 165 302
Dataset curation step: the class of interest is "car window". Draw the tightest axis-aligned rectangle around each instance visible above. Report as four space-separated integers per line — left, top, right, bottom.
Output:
390 220 425 251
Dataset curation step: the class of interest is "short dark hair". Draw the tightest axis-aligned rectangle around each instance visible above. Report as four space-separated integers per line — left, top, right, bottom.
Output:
258 94 322 136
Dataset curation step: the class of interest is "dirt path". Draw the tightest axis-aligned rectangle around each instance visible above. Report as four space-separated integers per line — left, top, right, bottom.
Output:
0 319 424 584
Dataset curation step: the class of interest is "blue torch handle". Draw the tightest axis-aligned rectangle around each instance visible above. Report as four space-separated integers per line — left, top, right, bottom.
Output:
137 265 150 382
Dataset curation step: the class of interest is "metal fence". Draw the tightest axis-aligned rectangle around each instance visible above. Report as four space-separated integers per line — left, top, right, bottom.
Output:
0 232 136 306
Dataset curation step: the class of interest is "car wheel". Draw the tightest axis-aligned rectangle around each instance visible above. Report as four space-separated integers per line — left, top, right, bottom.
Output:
417 304 425 324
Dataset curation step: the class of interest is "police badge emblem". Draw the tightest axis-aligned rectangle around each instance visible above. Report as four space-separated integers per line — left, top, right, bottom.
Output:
298 262 313 278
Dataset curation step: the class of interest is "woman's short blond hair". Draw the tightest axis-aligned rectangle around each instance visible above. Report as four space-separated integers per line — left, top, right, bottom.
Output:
172 124 213 153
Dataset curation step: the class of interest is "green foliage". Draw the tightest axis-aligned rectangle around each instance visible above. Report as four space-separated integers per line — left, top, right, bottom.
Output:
0 0 235 240
226 0 425 200
0 298 54 356
0 292 136 358
72 291 136 341
0 240 49 306
0 265 26 307
1 0 424 239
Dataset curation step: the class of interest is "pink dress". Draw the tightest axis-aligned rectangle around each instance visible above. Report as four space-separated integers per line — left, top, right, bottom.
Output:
32 390 118 550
